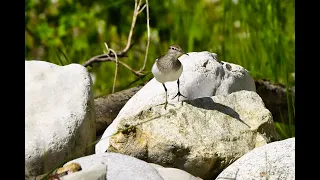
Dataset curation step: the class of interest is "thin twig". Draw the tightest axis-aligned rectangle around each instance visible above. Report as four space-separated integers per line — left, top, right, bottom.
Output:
83 0 145 66
137 0 143 11
83 54 117 67
138 0 150 73
112 59 144 76
104 43 118 93
83 53 143 76
82 0 150 92
118 0 144 56
138 4 147 14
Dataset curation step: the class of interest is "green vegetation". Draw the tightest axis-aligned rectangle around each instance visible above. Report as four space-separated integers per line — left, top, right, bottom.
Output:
25 0 295 139
274 85 295 140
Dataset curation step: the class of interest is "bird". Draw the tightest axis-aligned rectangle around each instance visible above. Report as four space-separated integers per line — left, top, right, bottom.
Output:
151 44 188 109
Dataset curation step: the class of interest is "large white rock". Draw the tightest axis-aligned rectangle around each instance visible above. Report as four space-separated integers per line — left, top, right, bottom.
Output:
96 90 278 179
60 153 163 180
216 138 295 180
25 61 96 176
96 51 256 154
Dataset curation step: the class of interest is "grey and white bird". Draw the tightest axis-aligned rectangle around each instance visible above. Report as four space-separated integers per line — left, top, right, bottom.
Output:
151 44 188 109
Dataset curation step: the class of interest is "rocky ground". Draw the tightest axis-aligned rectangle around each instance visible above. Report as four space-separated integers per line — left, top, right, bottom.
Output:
25 51 295 180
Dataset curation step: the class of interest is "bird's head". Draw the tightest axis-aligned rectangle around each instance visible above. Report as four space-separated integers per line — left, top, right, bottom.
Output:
168 44 188 58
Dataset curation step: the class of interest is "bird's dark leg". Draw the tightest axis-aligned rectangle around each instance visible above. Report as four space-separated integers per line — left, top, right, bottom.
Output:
172 79 186 101
163 83 168 109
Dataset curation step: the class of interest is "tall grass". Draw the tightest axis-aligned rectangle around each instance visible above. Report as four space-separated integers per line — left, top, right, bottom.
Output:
274 73 295 139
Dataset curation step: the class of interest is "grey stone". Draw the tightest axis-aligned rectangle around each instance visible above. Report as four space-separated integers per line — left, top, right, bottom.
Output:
216 138 295 180
25 60 96 177
61 153 163 180
61 164 107 180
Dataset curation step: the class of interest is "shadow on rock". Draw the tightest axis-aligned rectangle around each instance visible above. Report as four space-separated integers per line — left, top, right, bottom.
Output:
184 97 251 128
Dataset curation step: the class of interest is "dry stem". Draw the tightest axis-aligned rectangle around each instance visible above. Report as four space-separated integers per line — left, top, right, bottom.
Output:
137 0 150 73
82 0 150 92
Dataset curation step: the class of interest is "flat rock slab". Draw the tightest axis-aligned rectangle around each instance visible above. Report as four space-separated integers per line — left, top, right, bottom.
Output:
216 137 295 180
25 61 96 177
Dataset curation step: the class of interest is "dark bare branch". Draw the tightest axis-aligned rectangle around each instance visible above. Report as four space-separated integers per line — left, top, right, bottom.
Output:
83 53 144 77
83 54 117 67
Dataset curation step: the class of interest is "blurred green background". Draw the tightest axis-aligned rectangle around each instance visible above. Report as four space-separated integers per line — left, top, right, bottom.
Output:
25 0 295 139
